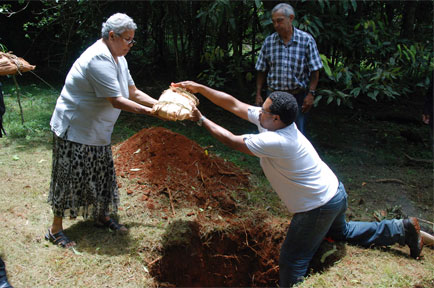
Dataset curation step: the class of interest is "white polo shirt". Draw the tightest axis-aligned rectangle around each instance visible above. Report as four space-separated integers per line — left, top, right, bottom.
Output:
50 39 134 146
243 107 338 213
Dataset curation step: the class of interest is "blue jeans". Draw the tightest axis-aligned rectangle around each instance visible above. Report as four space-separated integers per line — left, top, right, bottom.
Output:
293 91 306 135
266 90 307 134
279 182 406 287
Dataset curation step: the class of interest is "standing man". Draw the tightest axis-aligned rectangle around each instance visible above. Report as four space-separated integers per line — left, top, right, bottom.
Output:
255 3 322 135
173 81 424 288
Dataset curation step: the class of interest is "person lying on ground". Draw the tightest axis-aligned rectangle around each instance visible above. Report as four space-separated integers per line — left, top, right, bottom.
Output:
46 13 158 249
172 81 424 288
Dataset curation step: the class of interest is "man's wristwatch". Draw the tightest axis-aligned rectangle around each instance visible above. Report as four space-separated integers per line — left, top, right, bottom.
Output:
308 90 316 96
197 115 206 126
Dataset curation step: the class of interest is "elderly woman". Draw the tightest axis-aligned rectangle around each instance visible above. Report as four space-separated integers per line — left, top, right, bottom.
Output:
46 13 157 248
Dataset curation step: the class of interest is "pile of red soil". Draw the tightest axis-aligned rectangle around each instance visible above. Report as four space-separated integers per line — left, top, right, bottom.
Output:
113 127 250 213
113 127 340 287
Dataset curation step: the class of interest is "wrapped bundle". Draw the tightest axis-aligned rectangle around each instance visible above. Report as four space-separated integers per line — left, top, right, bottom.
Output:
0 52 35 76
152 86 199 121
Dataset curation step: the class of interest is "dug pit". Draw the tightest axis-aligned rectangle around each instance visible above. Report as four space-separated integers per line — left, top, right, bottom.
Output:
113 127 345 287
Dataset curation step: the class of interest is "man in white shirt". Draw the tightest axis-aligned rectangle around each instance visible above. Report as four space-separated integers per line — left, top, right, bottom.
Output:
173 81 424 287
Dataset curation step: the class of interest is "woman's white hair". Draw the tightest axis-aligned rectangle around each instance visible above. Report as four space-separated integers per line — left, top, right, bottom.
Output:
101 13 137 39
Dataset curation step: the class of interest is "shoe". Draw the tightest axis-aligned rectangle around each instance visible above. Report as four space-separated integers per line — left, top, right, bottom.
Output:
0 277 13 288
403 217 423 259
95 218 128 233
45 229 76 249
0 259 13 288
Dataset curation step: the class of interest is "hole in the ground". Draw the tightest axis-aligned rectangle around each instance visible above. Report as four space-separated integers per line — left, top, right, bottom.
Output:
151 219 346 287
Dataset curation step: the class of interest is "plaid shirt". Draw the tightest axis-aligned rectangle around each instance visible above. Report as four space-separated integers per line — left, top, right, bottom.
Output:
255 27 323 90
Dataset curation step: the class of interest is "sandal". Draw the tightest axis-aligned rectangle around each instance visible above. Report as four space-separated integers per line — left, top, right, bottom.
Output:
45 229 76 248
96 218 128 233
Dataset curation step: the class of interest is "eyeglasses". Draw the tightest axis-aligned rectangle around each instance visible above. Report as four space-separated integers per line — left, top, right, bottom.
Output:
117 34 136 46
261 107 275 115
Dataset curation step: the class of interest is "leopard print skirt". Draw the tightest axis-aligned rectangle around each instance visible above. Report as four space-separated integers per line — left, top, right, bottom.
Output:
48 134 119 219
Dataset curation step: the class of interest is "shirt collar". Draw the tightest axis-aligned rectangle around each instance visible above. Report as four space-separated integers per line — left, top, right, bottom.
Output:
273 26 300 45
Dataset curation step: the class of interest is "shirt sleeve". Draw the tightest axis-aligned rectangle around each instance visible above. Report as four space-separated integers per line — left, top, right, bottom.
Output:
247 106 261 126
307 36 323 72
128 69 134 86
244 131 285 158
243 107 277 157
255 39 269 72
87 54 122 98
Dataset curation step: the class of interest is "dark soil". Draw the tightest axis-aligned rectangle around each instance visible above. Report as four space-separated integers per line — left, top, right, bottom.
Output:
111 92 433 287
112 126 360 287
113 127 285 287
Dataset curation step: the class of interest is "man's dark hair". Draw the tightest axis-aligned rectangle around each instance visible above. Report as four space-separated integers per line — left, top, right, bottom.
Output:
268 91 298 125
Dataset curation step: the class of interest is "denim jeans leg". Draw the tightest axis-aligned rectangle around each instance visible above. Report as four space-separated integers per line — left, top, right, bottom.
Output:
294 92 307 135
279 185 347 287
327 184 406 247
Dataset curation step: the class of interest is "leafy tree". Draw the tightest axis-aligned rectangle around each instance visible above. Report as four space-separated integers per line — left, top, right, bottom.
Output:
2 0 432 106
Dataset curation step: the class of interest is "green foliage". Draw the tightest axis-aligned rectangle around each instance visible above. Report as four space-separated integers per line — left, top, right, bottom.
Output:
4 0 433 106
0 43 7 53
311 1 433 106
2 83 57 142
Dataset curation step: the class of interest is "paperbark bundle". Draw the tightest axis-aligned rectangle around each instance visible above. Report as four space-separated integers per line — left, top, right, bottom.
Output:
0 52 36 76
152 87 199 121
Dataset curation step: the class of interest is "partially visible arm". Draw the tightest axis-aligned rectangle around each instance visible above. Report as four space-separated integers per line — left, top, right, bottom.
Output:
302 70 319 113
128 85 158 107
256 71 267 106
173 81 254 121
194 108 254 156
106 96 153 115
106 85 157 116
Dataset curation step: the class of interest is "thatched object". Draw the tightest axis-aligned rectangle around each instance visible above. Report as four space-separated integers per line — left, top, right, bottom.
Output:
152 86 199 121
0 52 35 76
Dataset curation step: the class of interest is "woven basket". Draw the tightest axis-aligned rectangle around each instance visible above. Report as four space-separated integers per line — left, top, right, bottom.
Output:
0 52 35 76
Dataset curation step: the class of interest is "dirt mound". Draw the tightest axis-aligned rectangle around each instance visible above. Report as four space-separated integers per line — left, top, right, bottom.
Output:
113 127 250 213
113 127 343 287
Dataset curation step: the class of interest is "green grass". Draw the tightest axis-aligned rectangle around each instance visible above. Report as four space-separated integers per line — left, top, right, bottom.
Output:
0 82 433 288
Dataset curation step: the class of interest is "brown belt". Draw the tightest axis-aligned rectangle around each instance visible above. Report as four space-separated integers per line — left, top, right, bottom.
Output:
268 87 305 95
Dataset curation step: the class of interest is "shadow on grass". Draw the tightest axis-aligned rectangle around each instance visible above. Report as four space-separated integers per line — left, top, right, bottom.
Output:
309 241 347 274
62 219 137 256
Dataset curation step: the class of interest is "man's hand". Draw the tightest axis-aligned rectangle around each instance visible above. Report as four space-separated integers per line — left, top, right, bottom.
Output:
171 81 202 94
301 93 314 113
191 106 202 122
255 93 264 106
422 114 430 125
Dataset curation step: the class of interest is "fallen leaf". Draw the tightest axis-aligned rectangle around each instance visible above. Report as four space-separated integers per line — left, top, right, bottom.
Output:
320 244 337 263
71 247 83 255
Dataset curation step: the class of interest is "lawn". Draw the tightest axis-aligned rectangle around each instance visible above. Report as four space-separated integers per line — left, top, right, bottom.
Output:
0 80 433 287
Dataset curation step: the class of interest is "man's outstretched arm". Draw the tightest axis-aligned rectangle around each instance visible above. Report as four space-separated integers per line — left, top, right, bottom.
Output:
172 81 254 121
193 108 254 156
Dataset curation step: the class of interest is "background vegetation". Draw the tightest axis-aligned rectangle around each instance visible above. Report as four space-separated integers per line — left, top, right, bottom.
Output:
0 1 433 287
1 0 433 105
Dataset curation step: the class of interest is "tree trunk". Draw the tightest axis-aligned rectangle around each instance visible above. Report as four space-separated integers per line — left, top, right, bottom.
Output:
401 1 417 38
